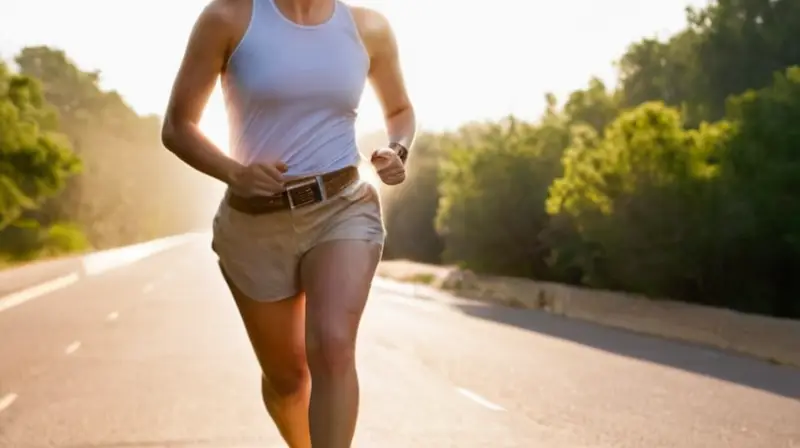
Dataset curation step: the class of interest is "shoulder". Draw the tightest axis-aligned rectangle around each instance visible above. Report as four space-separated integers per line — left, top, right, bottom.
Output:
198 0 241 27
347 5 392 34
195 0 251 40
346 5 398 58
191 0 252 57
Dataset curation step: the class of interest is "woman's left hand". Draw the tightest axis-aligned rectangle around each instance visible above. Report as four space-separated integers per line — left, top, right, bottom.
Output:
371 147 406 185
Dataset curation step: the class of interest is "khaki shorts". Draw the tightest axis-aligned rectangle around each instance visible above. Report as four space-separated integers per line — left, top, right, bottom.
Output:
211 178 385 301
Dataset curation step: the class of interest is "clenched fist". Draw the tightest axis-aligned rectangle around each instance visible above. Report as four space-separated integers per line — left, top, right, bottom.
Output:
229 161 288 197
370 147 406 186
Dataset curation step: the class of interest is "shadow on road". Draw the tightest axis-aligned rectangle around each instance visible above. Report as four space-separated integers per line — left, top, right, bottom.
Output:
454 302 800 400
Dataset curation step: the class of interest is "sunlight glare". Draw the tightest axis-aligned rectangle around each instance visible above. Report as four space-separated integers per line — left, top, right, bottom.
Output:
199 83 229 154
358 161 382 189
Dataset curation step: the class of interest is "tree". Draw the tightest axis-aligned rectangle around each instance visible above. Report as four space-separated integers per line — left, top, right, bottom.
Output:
436 116 569 278
546 102 730 297
617 31 702 120
13 46 216 248
562 77 622 133
617 0 800 124
376 1 800 320
379 132 445 263
0 61 80 233
688 0 800 121
707 66 800 317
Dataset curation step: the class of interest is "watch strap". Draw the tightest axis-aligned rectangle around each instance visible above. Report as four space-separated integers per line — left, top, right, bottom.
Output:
388 142 409 163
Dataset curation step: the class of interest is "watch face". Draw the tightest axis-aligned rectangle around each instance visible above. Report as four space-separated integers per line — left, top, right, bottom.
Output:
390 142 408 162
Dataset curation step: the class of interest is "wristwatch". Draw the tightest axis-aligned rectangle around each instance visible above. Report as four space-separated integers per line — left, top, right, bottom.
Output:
388 142 409 163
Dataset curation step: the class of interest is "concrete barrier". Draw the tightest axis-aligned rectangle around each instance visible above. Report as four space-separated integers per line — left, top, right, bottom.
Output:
377 260 800 367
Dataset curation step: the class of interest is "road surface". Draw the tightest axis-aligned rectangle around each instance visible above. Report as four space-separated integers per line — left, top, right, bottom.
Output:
0 236 798 447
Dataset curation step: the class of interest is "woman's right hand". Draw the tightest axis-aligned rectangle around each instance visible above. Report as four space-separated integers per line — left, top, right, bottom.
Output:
229 161 288 197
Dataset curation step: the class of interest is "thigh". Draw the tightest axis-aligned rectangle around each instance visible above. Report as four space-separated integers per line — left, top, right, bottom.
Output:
212 199 302 300
220 263 307 379
300 240 382 343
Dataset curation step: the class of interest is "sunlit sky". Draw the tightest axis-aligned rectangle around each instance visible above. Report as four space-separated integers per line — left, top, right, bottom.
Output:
1 0 706 148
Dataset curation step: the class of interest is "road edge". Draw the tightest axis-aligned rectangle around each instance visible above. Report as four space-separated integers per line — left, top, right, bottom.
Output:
0 232 203 314
376 261 800 369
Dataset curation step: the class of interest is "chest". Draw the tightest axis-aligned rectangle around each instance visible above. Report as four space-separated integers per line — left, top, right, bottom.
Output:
228 29 369 108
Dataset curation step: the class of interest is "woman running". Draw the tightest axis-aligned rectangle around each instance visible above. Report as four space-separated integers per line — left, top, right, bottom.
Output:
160 0 415 446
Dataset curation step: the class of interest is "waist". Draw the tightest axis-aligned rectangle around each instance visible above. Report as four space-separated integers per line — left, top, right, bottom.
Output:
225 165 360 215
227 121 360 176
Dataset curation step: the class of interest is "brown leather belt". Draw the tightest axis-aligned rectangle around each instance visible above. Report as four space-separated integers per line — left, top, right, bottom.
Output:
225 165 359 215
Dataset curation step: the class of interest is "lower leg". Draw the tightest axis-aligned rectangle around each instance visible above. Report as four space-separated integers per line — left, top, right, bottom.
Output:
220 266 312 448
301 240 382 448
261 372 312 448
307 340 360 448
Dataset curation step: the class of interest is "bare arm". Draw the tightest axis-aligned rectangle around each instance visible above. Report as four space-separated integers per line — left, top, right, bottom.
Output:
355 8 416 151
161 2 241 185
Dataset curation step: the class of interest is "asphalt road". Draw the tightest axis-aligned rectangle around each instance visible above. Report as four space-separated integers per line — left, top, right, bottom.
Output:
0 237 798 448
0 256 82 298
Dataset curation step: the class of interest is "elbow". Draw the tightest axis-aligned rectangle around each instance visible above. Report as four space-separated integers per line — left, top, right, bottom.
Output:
403 104 416 124
403 98 416 118
160 117 182 154
385 103 415 126
394 103 415 119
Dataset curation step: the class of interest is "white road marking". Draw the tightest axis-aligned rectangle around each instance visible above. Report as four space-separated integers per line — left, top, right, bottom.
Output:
81 233 198 276
142 283 155 294
106 311 119 321
64 341 81 355
0 393 18 413
456 387 505 411
0 273 80 314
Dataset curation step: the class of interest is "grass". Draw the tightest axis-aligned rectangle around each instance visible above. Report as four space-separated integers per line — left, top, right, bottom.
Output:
403 273 437 285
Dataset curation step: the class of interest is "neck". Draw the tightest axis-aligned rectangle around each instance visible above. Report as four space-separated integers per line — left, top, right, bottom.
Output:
275 0 330 17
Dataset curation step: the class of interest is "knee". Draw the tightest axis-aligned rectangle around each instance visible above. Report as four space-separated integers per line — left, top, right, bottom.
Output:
262 366 309 398
306 326 356 377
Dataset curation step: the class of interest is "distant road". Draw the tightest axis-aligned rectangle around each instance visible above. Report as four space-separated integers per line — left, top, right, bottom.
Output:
0 237 798 447
0 256 82 297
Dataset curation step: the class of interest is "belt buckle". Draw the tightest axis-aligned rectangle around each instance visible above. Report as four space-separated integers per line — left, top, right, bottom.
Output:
286 176 326 209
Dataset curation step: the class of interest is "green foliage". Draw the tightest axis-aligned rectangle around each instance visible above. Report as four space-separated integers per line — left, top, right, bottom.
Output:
561 77 622 133
0 46 215 264
436 116 569 278
546 102 733 296
704 66 800 316
618 0 800 125
44 222 90 254
688 0 800 121
385 1 800 319
8 46 215 252
379 132 444 263
0 219 88 261
0 60 80 233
